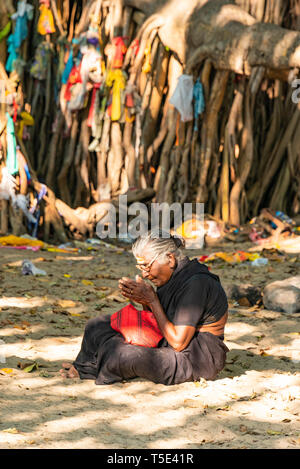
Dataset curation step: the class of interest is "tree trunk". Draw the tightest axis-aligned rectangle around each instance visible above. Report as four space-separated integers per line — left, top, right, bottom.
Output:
1 0 299 241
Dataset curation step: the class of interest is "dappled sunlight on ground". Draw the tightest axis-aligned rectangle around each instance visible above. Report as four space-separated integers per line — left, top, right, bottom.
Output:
0 242 299 448
0 297 50 309
1 361 299 449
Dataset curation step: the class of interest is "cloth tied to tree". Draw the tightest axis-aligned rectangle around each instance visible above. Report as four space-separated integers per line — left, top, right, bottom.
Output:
6 34 19 73
5 1 33 72
169 74 194 122
30 41 53 80
62 48 74 84
0 167 17 201
5 112 18 176
64 44 102 112
111 36 127 68
61 38 82 84
13 194 37 224
142 42 152 73
88 83 101 128
37 3 56 35
17 111 35 140
106 69 126 121
11 0 34 48
80 45 102 86
64 62 82 101
193 78 205 130
128 38 139 58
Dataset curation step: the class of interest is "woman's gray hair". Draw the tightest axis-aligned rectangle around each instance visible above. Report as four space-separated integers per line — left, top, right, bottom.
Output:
132 229 186 264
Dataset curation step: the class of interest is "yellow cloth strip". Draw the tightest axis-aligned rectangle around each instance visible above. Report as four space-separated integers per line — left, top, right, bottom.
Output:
0 235 44 248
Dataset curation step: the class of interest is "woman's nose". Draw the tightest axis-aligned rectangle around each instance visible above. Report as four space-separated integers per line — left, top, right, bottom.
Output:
141 270 149 279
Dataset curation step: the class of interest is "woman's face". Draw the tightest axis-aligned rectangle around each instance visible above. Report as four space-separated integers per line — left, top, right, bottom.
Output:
136 252 177 287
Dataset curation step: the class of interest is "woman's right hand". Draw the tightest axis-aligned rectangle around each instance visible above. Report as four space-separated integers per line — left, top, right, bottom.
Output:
118 276 157 307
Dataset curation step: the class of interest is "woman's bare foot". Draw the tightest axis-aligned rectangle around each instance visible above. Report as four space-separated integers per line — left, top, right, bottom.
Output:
61 362 72 370
59 362 79 379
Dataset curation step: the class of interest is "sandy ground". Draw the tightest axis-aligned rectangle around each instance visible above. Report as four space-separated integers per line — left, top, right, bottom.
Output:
0 238 299 450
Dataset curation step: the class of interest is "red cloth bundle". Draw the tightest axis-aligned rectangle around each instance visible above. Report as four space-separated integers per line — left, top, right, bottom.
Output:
64 63 82 101
110 304 163 348
112 36 127 68
87 83 100 127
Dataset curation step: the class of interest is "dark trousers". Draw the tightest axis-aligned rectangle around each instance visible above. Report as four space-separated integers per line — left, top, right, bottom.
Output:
73 316 228 385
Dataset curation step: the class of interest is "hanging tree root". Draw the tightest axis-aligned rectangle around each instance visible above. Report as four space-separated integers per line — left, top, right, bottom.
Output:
217 80 244 222
196 70 229 203
58 116 79 207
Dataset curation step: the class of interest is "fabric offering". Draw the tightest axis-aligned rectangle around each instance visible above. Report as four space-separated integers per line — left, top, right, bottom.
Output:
62 48 74 84
193 78 205 130
6 1 33 72
169 74 194 122
17 111 35 140
87 84 101 127
64 62 84 109
111 36 127 69
62 43 102 113
67 83 86 112
37 4 56 35
13 194 37 224
0 235 44 248
106 69 126 121
142 42 152 73
6 35 19 73
128 38 139 60
11 0 34 48
110 304 163 348
80 45 102 86
30 41 53 80
5 113 18 176
0 167 17 201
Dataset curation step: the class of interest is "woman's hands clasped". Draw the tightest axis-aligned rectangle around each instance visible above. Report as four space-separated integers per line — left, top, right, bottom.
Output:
118 275 157 307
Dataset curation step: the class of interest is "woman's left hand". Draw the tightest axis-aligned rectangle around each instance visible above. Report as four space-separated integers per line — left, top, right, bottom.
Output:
118 276 157 307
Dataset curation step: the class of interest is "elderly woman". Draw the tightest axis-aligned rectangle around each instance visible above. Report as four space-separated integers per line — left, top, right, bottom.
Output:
60 231 229 385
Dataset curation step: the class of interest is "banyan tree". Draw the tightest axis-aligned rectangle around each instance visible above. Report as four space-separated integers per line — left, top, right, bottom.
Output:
0 0 299 241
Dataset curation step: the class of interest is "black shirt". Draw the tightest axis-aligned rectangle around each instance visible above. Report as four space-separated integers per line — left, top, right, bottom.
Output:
157 257 228 327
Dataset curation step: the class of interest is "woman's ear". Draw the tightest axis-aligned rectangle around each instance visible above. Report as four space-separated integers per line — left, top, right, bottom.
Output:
167 253 177 269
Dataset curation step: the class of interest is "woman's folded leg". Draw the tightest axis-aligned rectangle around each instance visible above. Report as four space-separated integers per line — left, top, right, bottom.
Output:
95 340 194 385
73 315 120 380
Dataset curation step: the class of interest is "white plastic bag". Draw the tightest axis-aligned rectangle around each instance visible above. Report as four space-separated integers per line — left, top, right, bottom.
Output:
13 194 37 224
169 74 194 122
22 260 47 276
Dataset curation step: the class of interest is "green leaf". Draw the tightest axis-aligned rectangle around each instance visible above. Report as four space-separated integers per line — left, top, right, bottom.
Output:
23 362 39 373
